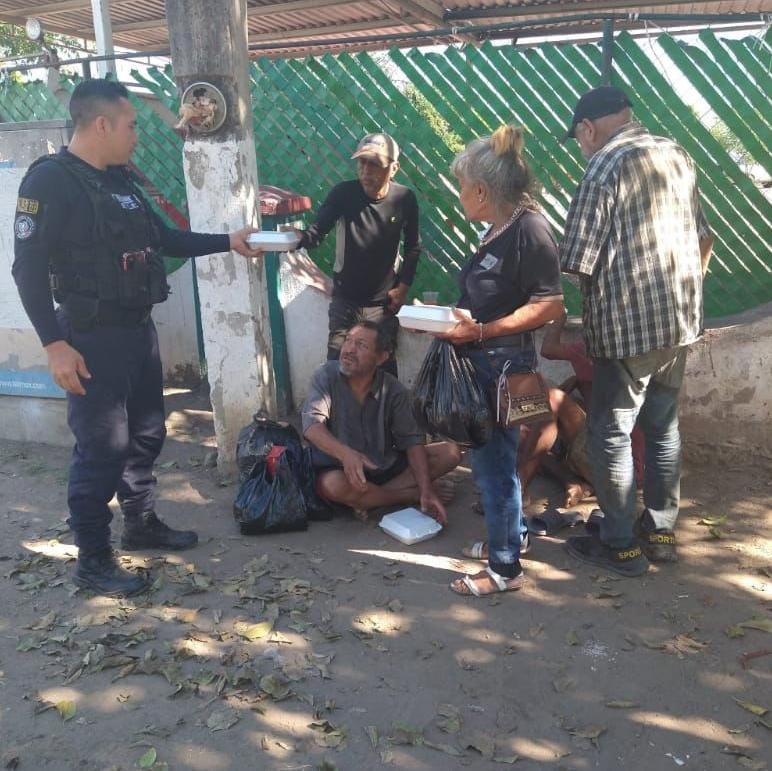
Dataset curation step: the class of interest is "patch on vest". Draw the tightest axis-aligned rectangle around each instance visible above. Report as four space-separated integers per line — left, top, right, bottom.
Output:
14 214 36 240
112 193 141 210
479 252 498 270
17 197 39 214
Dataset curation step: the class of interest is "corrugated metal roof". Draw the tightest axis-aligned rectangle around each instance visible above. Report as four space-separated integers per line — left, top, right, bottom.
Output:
0 0 767 57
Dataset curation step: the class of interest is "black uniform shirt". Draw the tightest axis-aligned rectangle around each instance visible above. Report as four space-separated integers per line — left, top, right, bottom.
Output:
298 179 421 305
457 209 563 325
12 148 230 346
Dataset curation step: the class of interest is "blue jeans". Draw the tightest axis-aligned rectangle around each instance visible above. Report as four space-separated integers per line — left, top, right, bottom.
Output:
588 346 687 549
60 311 166 557
462 347 535 577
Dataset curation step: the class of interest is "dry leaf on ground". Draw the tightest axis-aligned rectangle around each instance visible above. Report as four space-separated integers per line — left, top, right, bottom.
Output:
308 720 347 749
461 731 495 759
364 725 378 748
737 617 772 634
259 674 292 701
55 700 76 721
206 709 239 732
435 704 462 734
733 698 768 717
388 722 424 746
137 747 157 768
423 739 465 756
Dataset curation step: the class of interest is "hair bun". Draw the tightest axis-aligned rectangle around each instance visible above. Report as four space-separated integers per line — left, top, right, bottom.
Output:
490 125 525 158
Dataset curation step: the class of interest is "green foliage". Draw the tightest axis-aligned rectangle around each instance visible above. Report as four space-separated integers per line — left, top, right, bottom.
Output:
709 119 754 170
405 84 464 154
0 24 40 58
0 23 82 68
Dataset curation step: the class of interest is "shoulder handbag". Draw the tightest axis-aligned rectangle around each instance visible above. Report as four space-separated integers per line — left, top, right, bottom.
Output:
492 359 552 429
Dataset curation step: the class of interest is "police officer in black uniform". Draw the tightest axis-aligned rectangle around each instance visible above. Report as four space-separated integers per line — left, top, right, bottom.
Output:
12 79 263 597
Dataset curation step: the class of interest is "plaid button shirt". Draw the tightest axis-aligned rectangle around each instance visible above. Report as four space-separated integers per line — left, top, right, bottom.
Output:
560 123 711 359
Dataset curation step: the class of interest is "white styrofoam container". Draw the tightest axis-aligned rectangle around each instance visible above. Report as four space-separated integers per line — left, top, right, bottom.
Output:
379 507 443 545
245 231 299 251
396 304 471 333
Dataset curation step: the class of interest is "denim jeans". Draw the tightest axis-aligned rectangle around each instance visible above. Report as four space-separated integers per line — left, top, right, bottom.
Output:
462 346 535 577
588 346 688 548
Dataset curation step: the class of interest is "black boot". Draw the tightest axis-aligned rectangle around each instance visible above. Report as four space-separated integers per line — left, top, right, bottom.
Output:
121 511 198 551
73 549 148 597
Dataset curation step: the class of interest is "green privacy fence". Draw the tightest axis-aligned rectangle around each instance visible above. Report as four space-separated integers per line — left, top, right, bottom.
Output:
1 28 769 318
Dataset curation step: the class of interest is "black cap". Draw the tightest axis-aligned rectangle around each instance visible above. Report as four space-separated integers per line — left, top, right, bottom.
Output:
563 86 632 141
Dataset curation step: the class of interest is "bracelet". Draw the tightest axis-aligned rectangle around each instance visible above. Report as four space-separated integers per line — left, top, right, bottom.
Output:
478 322 484 344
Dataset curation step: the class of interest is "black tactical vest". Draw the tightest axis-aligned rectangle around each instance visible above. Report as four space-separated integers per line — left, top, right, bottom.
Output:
33 153 169 313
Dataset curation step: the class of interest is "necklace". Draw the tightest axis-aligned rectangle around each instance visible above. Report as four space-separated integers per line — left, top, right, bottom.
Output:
479 203 526 247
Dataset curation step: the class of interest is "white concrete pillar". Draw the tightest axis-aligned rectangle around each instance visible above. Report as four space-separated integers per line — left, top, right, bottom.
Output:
89 0 116 78
166 0 276 474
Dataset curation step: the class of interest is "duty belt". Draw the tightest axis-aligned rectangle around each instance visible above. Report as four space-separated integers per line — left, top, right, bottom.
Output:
96 304 152 327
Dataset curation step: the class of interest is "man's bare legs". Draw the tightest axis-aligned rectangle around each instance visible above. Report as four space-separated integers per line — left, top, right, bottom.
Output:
518 388 594 508
316 442 461 514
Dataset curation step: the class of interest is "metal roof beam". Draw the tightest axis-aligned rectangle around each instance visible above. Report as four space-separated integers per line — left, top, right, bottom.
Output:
393 0 478 43
444 0 732 22
0 0 138 18
250 0 366 15
102 0 367 35
395 0 444 25
248 18 398 43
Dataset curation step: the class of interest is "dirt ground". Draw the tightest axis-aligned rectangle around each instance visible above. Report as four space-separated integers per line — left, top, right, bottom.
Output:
1 386 770 771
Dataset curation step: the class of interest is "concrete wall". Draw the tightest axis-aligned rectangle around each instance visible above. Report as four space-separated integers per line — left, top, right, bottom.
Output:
0 121 200 445
680 304 772 457
280 251 772 457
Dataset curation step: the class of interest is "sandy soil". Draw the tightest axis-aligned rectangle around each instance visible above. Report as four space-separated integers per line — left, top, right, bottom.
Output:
1 386 770 771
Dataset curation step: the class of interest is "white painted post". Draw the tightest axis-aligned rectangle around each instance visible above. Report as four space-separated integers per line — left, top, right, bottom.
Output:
89 0 116 78
166 0 277 474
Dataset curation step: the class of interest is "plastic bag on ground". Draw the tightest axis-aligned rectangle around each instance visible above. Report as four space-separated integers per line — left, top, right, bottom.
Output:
413 339 493 447
234 415 332 526
234 452 308 534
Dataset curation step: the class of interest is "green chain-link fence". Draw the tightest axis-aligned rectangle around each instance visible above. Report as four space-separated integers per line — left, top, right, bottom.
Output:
2 28 770 317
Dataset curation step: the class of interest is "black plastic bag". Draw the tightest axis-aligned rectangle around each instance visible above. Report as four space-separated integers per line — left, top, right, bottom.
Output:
233 452 308 535
234 415 332 528
413 339 493 447
236 416 303 481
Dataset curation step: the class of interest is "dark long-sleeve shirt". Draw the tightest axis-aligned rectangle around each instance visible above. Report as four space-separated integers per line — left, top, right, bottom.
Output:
298 179 421 305
12 148 229 346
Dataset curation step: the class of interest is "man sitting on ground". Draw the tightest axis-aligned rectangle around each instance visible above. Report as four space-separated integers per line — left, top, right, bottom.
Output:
302 320 460 522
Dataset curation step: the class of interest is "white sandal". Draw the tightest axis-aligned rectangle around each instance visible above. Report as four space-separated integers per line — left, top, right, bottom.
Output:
461 541 487 559
450 567 525 597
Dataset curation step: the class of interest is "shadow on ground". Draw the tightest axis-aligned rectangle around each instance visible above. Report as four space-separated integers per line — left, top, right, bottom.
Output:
0 388 770 770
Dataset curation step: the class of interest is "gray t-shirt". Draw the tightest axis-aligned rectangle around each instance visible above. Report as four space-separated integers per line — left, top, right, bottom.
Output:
302 361 425 472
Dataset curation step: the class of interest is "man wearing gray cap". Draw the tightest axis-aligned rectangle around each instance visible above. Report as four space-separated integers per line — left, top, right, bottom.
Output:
296 132 421 376
559 86 714 576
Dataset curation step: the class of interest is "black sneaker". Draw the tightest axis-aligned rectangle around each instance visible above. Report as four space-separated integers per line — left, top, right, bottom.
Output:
121 511 198 551
73 549 148 597
635 519 678 563
520 532 531 555
564 533 649 577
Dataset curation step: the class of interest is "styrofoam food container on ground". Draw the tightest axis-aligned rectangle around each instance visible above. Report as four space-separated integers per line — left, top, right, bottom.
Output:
396 304 471 333
379 507 443 545
245 231 299 251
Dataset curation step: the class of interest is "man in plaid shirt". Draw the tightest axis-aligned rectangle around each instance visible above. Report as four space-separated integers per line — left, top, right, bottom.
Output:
559 86 714 577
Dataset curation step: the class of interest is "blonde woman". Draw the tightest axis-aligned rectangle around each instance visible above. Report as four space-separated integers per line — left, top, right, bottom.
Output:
437 126 564 596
